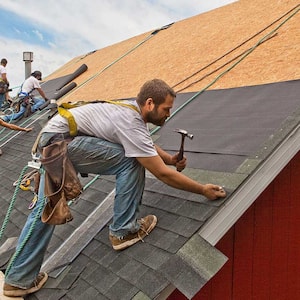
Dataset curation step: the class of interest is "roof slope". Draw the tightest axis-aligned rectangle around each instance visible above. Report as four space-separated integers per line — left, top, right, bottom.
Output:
47 0 299 100
0 0 300 299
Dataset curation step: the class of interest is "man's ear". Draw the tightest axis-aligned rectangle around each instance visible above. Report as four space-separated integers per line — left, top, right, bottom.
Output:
145 98 154 111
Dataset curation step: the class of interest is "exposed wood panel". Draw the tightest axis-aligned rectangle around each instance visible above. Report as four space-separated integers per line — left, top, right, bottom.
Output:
44 0 300 103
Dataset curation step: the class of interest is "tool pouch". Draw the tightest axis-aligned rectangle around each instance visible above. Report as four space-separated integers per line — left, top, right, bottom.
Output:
0 81 8 94
40 140 83 225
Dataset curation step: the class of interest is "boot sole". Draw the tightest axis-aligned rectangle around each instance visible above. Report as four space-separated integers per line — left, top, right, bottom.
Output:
112 215 157 251
3 272 48 297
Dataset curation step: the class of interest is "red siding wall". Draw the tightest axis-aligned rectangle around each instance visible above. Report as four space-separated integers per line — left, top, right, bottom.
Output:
168 151 300 300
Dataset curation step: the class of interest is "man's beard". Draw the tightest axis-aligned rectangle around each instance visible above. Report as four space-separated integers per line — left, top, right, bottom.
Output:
146 108 167 126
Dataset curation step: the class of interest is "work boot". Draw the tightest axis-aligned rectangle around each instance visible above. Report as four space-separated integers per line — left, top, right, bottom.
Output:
3 272 48 297
109 215 157 251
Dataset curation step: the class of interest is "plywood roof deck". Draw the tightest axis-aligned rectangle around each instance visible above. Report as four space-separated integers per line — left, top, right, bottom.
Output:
45 0 299 103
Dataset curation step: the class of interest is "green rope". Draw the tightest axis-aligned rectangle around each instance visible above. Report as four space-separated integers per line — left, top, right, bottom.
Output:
0 108 47 144
59 24 174 101
0 165 28 242
8 85 21 92
172 3 300 90
0 107 16 136
68 174 100 205
0 109 20 140
2 167 100 274
61 34 155 99
151 5 300 135
175 33 277 93
0 126 5 135
82 175 100 190
1 5 298 274
0 21 175 277
5 169 46 276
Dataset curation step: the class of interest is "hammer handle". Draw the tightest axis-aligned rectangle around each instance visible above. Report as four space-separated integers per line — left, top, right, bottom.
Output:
177 144 184 161
177 135 185 172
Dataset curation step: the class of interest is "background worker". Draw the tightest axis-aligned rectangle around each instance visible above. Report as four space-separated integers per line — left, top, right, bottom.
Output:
0 58 11 109
1 71 48 122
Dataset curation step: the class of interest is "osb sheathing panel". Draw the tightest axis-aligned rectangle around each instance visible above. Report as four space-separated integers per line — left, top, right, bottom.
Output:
46 0 299 103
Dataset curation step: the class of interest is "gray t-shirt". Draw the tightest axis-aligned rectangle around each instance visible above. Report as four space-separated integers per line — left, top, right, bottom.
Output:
42 100 158 158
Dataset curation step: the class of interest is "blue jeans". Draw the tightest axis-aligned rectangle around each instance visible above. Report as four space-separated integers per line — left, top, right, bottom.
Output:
5 135 145 287
2 97 44 122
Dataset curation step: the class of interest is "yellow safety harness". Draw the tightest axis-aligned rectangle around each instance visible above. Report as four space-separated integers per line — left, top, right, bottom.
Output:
58 99 140 136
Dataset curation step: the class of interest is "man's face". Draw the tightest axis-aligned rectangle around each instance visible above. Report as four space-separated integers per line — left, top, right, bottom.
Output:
146 94 174 126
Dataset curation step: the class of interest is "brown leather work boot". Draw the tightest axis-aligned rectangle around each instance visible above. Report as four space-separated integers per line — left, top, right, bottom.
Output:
109 215 157 251
3 272 48 297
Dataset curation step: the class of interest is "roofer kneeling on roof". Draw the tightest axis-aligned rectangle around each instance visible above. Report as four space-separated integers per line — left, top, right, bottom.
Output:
3 78 226 297
0 70 48 122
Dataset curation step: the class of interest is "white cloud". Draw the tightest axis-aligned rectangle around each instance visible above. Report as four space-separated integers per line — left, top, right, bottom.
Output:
33 30 44 41
0 0 236 96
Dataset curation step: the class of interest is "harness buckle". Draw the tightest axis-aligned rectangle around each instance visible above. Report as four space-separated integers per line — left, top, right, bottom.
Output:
28 153 41 169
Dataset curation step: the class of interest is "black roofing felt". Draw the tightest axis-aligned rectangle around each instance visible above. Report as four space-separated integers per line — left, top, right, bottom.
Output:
156 80 300 172
31 64 88 104
0 79 300 299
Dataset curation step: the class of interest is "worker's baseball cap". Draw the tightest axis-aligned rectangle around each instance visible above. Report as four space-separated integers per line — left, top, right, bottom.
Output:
31 70 42 80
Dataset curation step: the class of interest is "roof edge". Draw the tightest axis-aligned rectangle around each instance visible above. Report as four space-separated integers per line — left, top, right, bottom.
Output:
199 123 300 245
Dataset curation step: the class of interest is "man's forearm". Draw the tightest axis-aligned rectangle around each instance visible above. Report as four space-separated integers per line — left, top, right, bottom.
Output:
37 88 47 100
155 145 174 166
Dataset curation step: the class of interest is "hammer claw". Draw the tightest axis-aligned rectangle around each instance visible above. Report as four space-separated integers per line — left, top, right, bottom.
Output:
174 128 193 171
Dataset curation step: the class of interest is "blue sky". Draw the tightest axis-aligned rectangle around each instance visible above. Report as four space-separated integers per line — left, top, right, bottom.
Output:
0 9 55 47
0 0 236 96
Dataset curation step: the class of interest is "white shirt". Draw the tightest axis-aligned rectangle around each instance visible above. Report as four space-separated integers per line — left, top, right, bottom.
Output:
21 76 41 94
0 65 7 81
43 100 158 158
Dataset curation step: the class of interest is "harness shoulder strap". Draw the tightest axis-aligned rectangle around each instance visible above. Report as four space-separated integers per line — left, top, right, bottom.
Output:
59 99 140 136
58 106 78 136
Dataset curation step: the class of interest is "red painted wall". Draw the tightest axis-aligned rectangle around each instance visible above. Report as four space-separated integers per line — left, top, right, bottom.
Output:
168 151 300 300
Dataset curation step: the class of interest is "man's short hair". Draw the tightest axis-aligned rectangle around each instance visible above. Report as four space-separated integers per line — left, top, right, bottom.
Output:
137 79 176 106
1 58 7 65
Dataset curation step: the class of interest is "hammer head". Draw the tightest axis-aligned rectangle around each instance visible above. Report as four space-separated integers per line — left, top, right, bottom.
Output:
174 128 194 139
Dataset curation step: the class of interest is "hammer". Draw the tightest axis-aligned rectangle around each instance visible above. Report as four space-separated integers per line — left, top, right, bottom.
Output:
174 128 193 171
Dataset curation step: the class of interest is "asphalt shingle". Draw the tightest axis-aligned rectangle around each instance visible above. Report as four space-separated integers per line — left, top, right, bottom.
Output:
1 1 299 298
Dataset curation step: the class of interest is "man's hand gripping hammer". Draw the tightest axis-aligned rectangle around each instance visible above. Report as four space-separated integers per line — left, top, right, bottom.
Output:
174 128 193 172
